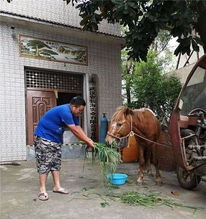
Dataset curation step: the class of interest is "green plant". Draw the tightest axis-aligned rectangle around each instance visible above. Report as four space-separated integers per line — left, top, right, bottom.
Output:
119 191 204 210
94 143 122 183
123 51 182 120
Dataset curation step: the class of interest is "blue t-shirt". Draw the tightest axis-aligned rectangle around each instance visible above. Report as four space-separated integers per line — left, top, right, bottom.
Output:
34 104 79 143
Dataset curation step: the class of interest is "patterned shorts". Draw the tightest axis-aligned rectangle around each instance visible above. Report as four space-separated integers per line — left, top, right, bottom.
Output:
34 136 62 174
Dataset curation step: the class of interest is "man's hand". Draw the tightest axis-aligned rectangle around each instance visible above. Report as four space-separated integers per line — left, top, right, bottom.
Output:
87 139 94 148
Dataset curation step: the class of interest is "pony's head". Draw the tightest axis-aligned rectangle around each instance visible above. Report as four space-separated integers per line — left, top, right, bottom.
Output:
105 106 133 146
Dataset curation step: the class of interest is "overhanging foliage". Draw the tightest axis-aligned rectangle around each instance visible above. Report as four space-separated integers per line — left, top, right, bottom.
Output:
63 0 206 61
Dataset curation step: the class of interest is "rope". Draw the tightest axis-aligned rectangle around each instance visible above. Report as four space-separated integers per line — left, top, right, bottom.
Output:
64 142 86 146
128 115 172 147
131 131 172 147
108 130 172 147
130 115 133 131
107 113 173 147
27 142 86 147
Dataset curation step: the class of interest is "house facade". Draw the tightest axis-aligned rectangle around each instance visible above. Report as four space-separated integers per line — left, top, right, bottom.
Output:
0 0 124 162
173 46 204 84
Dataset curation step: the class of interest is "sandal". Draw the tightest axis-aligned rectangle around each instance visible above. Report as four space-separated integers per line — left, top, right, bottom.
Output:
38 192 49 201
53 187 69 194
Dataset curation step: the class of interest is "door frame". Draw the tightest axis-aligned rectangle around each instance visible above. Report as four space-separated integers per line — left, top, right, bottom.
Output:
25 88 83 145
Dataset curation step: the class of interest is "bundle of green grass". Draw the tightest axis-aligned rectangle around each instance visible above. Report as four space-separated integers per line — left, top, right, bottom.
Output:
93 143 122 181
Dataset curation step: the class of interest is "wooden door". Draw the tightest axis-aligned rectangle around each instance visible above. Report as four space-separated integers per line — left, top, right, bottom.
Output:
26 90 56 145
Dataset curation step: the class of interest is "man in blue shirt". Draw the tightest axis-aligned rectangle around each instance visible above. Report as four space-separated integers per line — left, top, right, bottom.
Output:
34 96 94 201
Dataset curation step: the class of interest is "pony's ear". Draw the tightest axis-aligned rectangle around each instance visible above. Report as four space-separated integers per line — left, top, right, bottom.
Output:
124 107 133 116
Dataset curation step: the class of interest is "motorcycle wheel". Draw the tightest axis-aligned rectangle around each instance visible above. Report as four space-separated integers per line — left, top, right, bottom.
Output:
177 166 201 190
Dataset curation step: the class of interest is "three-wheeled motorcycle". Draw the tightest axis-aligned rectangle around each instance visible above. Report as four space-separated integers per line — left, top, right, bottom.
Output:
161 54 206 189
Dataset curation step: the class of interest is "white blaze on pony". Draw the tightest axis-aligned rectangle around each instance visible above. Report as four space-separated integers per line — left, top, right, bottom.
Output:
106 106 162 184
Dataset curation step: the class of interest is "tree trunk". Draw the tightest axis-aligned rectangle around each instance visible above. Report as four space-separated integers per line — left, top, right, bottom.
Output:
126 83 131 106
125 62 133 106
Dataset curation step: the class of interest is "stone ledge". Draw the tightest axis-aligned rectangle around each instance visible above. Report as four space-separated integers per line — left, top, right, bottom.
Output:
26 144 86 161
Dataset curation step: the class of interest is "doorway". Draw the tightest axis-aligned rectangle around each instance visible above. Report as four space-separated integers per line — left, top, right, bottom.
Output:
25 68 83 145
57 92 78 105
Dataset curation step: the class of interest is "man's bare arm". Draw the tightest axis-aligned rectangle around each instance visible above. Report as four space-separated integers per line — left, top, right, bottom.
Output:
68 125 94 147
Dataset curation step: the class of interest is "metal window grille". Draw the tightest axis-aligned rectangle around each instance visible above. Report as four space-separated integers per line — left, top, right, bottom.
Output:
25 69 83 92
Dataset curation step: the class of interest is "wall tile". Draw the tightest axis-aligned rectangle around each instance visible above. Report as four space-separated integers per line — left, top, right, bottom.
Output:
0 21 122 161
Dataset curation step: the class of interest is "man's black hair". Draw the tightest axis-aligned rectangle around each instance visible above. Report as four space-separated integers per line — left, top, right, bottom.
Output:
69 96 86 106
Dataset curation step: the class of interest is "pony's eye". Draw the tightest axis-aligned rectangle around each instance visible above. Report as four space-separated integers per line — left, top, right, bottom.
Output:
116 123 122 127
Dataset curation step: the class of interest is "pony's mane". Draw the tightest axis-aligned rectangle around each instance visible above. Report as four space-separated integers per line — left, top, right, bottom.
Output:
111 106 133 121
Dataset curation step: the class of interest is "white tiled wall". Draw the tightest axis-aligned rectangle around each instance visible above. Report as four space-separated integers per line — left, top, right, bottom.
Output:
0 0 121 36
0 20 122 161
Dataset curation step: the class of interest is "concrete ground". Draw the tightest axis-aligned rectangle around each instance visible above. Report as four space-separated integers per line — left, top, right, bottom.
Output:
0 159 206 219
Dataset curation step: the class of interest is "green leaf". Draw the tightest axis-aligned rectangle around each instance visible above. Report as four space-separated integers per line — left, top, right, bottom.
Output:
192 39 200 52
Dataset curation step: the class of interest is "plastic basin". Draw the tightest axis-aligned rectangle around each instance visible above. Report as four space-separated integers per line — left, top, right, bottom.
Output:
107 173 128 185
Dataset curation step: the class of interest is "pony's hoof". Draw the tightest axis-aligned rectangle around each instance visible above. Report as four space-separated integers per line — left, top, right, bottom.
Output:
148 172 154 177
136 181 144 186
136 178 144 185
155 180 163 185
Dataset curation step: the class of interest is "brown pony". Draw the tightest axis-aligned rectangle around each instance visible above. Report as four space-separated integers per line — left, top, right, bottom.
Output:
105 106 162 184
